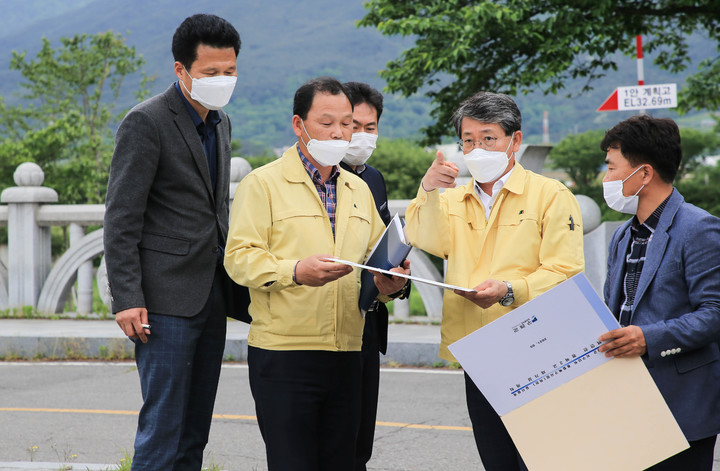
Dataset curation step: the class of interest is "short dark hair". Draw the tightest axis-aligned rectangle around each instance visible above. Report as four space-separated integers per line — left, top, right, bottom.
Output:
293 76 352 120
343 82 384 122
600 115 681 183
172 14 241 69
451 92 521 138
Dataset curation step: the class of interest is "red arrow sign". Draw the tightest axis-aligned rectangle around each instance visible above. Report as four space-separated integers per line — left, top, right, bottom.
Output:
597 90 619 111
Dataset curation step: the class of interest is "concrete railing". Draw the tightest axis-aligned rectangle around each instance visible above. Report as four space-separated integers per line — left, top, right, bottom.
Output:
0 163 106 314
0 158 617 318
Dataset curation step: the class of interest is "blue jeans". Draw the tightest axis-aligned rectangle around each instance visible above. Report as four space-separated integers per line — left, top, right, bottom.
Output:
131 269 227 471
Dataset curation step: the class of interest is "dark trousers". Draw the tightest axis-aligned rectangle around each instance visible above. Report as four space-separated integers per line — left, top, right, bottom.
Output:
645 435 716 470
355 314 381 471
465 373 528 471
131 268 227 471
248 346 363 471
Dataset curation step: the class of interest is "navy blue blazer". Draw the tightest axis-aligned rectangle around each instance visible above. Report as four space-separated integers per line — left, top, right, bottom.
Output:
341 162 392 354
604 189 720 441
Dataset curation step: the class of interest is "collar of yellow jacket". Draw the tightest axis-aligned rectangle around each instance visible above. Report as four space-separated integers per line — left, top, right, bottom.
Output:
456 162 527 202
280 143 360 190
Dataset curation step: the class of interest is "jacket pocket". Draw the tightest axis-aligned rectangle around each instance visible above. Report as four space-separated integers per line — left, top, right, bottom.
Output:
675 343 719 374
139 231 191 255
496 210 539 227
495 211 541 256
274 206 324 222
655 261 682 281
344 210 372 256
268 285 334 337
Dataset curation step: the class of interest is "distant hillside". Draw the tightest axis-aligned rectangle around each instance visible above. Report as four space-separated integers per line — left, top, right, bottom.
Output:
0 1 714 152
0 0 434 151
0 0 94 36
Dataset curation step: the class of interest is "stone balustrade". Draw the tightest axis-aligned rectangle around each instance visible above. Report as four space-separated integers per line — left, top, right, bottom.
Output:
0 157 619 318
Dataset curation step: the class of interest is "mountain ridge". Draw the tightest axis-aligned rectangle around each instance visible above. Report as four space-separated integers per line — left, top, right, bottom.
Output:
0 1 713 151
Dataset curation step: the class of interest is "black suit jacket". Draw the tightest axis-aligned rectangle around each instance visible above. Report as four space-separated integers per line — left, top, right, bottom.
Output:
105 84 248 319
341 162 393 354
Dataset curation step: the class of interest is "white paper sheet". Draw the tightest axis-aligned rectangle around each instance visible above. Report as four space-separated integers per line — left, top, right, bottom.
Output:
322 257 475 292
448 273 688 470
449 273 618 416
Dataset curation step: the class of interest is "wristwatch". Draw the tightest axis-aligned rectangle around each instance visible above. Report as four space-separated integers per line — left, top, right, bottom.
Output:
499 281 514 307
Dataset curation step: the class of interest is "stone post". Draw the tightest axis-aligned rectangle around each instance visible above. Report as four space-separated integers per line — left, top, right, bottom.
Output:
0 163 58 309
229 156 252 206
392 297 410 319
69 222 94 314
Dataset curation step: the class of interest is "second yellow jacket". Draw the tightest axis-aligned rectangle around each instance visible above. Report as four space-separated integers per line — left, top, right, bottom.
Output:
405 164 585 361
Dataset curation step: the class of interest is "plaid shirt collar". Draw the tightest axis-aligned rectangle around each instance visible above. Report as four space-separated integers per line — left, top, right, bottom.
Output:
297 144 340 236
297 145 340 184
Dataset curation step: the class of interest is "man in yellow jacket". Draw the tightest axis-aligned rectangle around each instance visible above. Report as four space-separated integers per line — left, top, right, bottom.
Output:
224 76 409 471
405 92 584 471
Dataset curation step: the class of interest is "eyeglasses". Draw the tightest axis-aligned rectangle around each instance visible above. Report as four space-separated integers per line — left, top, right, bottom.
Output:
457 136 503 152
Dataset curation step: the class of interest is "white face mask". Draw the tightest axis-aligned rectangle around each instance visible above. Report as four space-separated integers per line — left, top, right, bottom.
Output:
603 165 646 214
300 120 350 167
463 132 515 184
181 66 237 110
343 132 378 166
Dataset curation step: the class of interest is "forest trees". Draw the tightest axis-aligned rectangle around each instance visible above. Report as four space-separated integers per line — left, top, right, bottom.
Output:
359 0 720 144
0 31 151 203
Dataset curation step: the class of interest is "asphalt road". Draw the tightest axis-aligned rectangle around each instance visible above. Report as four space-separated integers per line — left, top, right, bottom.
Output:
0 362 481 471
1 362 719 471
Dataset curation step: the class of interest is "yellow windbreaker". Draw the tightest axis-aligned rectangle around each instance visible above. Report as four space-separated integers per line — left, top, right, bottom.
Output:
224 145 386 351
405 164 585 360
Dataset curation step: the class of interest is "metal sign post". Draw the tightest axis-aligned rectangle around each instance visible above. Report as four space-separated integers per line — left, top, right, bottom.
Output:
597 35 677 113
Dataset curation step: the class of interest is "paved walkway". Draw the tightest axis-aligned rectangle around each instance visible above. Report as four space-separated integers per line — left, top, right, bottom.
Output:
0 319 444 366
0 462 115 470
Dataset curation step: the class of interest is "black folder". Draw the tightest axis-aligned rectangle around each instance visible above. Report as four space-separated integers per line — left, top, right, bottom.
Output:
358 214 412 312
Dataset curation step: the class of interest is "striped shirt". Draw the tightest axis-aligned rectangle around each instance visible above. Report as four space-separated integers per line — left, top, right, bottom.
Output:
619 197 670 325
298 145 340 236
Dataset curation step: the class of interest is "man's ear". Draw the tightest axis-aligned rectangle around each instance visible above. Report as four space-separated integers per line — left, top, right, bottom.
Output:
641 164 655 185
173 61 185 81
291 115 303 139
511 130 523 154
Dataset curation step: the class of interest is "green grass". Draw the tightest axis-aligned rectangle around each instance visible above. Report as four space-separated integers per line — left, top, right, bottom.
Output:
0 306 42 319
102 450 226 471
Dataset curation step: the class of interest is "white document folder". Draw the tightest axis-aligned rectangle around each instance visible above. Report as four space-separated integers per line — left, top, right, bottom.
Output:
449 273 688 471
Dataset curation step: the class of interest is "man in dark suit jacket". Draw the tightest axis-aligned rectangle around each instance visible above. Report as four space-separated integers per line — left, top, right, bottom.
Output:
341 82 410 471
104 14 241 471
598 115 720 470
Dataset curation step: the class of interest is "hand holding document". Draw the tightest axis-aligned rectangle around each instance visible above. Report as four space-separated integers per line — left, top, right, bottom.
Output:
322 257 475 293
450 274 619 415
448 274 688 471
368 213 410 266
325 213 475 313
358 214 413 310
454 279 512 309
